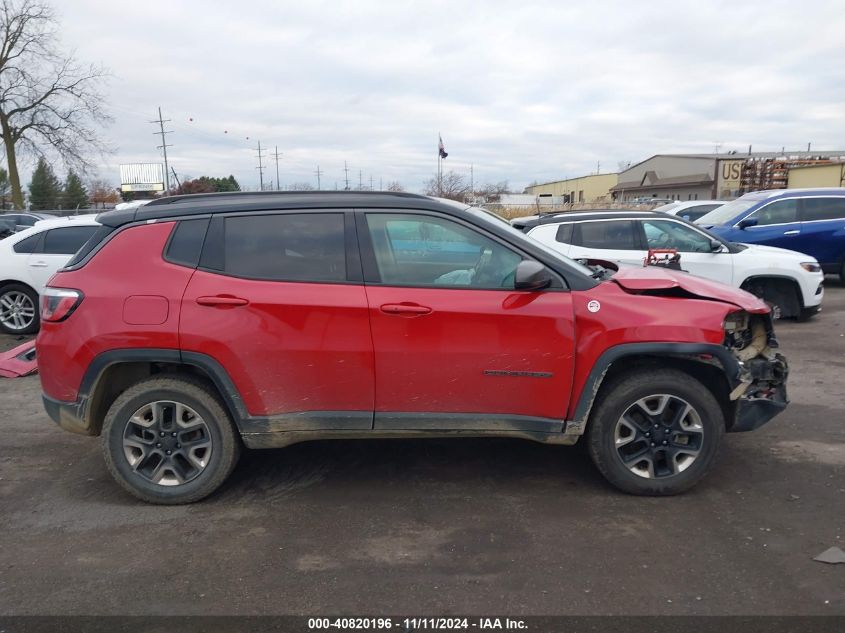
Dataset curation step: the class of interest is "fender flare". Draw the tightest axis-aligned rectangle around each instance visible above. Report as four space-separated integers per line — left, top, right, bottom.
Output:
79 348 250 423
566 342 740 433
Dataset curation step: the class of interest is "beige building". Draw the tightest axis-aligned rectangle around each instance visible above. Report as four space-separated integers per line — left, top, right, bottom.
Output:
524 173 618 203
788 163 845 189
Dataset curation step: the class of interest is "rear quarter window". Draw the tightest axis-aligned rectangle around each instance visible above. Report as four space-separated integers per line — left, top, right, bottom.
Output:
164 218 210 268
13 233 43 254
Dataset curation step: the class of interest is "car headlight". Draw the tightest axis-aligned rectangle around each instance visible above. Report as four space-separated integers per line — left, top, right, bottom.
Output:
800 262 822 273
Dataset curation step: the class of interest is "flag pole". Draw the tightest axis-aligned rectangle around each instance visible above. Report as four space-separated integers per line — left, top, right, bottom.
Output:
437 133 442 196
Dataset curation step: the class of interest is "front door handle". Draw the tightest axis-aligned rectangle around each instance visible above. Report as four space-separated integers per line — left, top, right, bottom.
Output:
380 303 432 315
783 230 800 235
196 295 249 307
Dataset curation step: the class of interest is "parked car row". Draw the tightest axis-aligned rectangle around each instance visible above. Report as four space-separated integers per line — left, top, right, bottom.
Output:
524 210 823 320
512 188 845 319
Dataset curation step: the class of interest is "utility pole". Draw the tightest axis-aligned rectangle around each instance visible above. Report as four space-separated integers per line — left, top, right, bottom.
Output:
359 170 363 190
255 141 266 191
170 167 182 194
271 146 282 191
343 161 350 190
151 107 173 193
314 165 322 190
369 175 374 191
470 164 474 195
379 177 383 191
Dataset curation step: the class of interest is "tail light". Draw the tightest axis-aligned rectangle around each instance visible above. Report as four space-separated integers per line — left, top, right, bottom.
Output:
41 287 84 322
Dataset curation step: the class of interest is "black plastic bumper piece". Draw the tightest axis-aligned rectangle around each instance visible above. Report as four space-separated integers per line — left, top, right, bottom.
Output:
731 388 788 432
42 393 93 436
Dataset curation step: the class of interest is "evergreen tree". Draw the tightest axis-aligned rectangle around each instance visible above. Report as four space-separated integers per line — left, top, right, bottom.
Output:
63 171 90 209
28 158 61 210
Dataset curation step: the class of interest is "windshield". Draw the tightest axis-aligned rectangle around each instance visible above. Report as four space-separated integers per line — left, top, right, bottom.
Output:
468 206 595 277
696 198 761 225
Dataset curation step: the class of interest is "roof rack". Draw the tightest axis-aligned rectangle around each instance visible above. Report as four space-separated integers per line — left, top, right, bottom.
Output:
145 190 430 207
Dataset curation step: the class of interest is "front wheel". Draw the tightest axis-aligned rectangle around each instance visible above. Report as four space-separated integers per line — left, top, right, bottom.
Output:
102 376 240 504
586 369 725 495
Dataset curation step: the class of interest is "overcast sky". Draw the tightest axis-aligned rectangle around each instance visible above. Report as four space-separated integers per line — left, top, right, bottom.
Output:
45 0 845 192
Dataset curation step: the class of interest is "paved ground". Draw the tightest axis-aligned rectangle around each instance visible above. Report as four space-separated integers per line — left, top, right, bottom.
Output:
1 282 843 616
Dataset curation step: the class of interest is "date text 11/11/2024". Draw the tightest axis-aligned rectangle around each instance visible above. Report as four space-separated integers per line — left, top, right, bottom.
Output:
307 617 528 630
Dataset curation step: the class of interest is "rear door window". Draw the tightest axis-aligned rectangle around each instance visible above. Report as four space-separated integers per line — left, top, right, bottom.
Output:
42 226 99 255
576 220 638 249
221 213 346 282
802 198 845 222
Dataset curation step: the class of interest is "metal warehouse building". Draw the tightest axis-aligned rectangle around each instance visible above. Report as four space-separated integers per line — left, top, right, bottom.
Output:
611 151 845 201
524 173 618 203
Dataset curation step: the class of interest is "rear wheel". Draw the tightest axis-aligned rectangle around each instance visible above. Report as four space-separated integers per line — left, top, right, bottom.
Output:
102 375 240 504
587 369 724 495
0 284 39 335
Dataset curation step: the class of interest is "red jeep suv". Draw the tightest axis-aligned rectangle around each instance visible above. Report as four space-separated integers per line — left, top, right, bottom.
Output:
37 192 788 503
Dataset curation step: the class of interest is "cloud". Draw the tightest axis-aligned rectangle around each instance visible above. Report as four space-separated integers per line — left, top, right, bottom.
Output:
38 0 845 192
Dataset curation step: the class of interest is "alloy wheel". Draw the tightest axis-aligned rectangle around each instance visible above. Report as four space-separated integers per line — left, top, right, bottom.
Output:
122 400 213 486
613 394 704 479
0 291 36 331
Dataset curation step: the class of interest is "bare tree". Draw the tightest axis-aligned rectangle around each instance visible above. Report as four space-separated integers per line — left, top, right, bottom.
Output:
423 170 469 201
385 181 404 192
0 0 111 208
88 178 118 209
476 180 510 201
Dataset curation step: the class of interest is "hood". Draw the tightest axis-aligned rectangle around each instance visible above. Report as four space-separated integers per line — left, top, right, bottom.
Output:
610 265 769 313
739 243 814 261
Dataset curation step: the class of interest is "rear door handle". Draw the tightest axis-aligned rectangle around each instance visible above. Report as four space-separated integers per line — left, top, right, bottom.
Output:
196 295 249 307
380 303 432 315
783 230 800 235
30 260 49 267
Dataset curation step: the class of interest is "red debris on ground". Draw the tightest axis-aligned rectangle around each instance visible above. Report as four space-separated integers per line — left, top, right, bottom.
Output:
0 341 37 378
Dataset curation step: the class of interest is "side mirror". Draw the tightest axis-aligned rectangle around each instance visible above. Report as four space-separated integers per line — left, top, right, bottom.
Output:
710 239 723 252
514 260 552 291
737 217 758 229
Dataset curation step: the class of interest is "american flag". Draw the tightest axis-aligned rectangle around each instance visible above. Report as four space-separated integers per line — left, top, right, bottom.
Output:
438 135 448 159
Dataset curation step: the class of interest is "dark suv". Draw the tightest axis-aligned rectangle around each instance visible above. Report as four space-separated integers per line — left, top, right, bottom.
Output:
37 192 788 503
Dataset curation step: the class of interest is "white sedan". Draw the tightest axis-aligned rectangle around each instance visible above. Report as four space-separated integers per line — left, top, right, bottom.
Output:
652 200 725 222
525 210 824 320
0 214 100 334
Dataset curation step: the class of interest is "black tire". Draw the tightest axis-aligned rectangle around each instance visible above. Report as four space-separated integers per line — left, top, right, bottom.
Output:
0 283 40 335
102 375 240 504
840 260 845 286
586 369 724 496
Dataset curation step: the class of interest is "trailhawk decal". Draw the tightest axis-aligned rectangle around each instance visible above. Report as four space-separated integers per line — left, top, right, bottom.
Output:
483 370 553 378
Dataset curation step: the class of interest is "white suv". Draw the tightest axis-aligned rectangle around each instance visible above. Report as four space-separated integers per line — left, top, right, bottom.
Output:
525 211 824 320
0 214 100 334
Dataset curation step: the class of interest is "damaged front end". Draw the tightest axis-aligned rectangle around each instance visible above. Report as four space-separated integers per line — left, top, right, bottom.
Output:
723 311 789 432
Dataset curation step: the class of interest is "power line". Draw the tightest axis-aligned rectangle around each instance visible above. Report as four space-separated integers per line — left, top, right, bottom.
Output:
151 106 173 193
271 146 282 191
314 165 322 190
255 141 266 190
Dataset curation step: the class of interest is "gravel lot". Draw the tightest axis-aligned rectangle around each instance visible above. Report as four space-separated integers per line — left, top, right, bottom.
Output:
1 282 843 616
